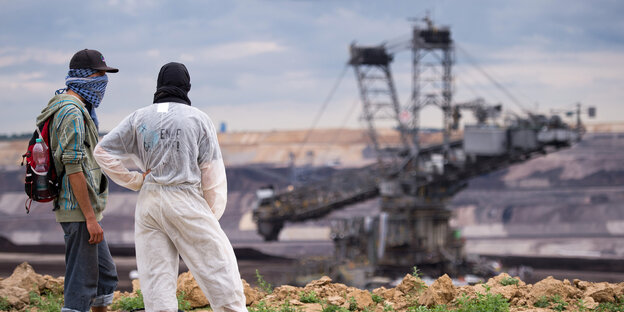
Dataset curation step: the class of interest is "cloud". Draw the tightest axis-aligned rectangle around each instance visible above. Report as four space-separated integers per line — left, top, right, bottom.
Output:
0 71 58 94
0 0 623 134
198 97 362 132
0 48 70 68
103 0 163 16
180 41 286 63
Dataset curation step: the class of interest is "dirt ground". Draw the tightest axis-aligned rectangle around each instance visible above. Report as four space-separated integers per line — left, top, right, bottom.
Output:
2 262 623 312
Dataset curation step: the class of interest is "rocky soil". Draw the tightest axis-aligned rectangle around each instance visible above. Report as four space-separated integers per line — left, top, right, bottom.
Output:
2 262 624 311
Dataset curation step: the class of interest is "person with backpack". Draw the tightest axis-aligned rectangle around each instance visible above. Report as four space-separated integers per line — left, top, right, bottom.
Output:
35 49 119 312
94 62 247 312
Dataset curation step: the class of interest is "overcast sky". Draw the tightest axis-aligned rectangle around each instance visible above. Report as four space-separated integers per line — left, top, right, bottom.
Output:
1 0 623 134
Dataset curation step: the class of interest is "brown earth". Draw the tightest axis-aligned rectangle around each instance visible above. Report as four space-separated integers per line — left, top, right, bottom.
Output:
2 262 624 311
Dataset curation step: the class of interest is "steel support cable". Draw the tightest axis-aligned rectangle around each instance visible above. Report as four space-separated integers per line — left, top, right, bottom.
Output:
456 75 521 120
455 74 523 121
455 44 531 115
383 33 412 54
318 97 362 165
454 73 483 99
455 62 506 105
295 63 350 160
454 68 506 107
456 66 522 119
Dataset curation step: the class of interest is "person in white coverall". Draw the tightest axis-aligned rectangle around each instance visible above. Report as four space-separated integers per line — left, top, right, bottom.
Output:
93 62 247 312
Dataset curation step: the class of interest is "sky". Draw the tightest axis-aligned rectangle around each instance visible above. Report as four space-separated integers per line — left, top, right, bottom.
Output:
1 0 623 135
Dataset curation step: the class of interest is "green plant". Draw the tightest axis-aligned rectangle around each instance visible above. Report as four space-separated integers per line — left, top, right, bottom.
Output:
454 290 510 312
249 300 275 312
594 295 624 311
573 298 587 312
533 295 550 308
299 290 321 303
550 294 568 312
111 289 145 311
406 305 447 312
383 303 395 312
177 291 192 311
371 293 384 304
321 303 349 312
412 266 422 278
348 296 358 311
28 290 64 312
256 269 273 294
0 296 12 311
532 294 569 311
279 299 300 312
499 277 519 286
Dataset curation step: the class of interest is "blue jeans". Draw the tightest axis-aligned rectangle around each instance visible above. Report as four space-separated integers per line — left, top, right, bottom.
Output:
61 222 118 312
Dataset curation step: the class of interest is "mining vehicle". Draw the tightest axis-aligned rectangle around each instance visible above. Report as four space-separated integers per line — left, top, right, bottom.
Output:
252 17 590 281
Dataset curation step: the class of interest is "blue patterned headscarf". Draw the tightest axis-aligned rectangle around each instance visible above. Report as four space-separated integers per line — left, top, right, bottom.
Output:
58 68 108 128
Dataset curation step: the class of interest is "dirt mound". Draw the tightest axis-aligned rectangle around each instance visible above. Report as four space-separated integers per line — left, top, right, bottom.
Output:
3 262 624 311
166 272 624 312
0 262 63 310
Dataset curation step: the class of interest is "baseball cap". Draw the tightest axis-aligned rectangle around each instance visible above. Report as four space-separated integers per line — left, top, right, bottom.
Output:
69 49 119 73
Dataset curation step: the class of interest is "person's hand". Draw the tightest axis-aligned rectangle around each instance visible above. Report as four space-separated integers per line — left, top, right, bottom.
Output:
142 169 151 179
86 219 104 244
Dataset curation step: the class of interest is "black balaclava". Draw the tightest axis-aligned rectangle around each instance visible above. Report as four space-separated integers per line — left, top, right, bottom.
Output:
153 62 192 105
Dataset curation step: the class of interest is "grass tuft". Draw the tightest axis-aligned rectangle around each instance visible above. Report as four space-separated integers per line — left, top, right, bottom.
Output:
371 293 384 304
499 277 519 286
299 290 321 303
256 269 273 294
28 290 64 312
0 297 11 311
454 288 510 312
111 289 145 311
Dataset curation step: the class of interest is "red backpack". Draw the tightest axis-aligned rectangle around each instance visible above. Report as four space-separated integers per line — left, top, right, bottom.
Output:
21 117 61 213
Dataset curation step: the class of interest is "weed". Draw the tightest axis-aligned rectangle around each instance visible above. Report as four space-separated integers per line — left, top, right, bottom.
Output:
454 289 510 312
177 291 192 311
348 296 358 311
429 306 448 312
533 295 550 308
550 294 568 312
0 296 11 311
532 294 569 311
499 277 519 286
371 293 384 304
595 295 624 312
110 289 189 311
28 290 64 312
299 290 321 303
279 299 300 312
321 303 349 312
412 266 422 278
383 303 395 312
111 289 145 311
406 305 447 312
574 299 588 312
249 300 274 312
256 269 273 294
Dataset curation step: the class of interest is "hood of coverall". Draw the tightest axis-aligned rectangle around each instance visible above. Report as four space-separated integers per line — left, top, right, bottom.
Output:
153 62 192 105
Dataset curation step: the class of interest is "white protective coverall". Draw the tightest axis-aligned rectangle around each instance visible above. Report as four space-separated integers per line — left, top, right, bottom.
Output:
94 102 247 312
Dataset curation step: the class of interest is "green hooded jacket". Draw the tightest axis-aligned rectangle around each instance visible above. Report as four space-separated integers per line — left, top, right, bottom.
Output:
36 93 108 222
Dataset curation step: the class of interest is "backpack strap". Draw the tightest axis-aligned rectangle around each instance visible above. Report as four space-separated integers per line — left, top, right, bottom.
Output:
25 198 32 214
49 100 87 212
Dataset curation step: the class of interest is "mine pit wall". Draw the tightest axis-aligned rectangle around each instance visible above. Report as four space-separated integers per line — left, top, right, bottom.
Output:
1 130 624 288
